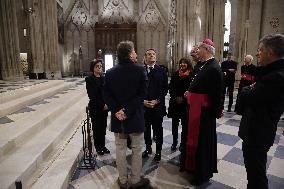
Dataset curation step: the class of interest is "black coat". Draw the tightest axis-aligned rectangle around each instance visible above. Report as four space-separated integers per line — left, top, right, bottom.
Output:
85 75 106 115
238 59 284 148
144 64 168 116
168 71 191 118
221 60 238 84
189 58 224 118
103 60 148 134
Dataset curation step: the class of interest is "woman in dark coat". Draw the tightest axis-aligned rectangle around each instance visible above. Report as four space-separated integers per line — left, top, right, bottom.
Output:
168 58 192 151
85 60 109 155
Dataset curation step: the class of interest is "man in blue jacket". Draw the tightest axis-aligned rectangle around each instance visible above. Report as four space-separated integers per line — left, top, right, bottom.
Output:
142 48 168 161
104 41 149 189
238 34 284 189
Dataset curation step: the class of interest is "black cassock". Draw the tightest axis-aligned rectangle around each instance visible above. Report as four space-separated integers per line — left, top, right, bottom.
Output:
235 64 256 113
239 64 256 91
180 58 224 184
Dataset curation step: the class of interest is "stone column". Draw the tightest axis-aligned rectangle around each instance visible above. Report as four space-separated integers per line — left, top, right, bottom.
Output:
28 0 61 79
0 0 23 80
229 0 251 81
174 0 225 62
175 0 202 62
229 0 237 53
246 0 263 59
201 0 225 62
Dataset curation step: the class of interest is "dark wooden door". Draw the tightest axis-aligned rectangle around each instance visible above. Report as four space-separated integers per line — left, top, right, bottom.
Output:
94 23 137 62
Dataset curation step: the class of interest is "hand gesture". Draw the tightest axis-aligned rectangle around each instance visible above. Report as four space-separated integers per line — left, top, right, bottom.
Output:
115 108 127 121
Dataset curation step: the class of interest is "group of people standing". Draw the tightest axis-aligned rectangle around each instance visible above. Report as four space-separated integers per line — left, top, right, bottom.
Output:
85 34 284 189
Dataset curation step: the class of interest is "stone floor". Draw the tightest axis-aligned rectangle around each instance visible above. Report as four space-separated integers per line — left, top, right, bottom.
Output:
0 78 84 94
0 80 48 93
68 93 284 189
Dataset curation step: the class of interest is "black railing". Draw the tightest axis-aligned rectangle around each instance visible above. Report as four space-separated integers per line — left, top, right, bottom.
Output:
80 106 96 169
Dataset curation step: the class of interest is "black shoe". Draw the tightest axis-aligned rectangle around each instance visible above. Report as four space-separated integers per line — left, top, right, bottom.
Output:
171 143 177 151
179 145 183 152
129 177 150 189
117 178 127 189
102 147 110 154
142 148 152 158
190 178 209 186
127 137 132 149
227 106 232 112
96 150 104 156
154 152 161 161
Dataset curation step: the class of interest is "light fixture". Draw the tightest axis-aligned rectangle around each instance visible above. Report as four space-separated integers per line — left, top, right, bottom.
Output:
25 7 35 14
23 29 27 37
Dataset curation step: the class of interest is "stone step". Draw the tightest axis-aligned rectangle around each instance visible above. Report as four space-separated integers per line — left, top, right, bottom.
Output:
0 96 88 189
5 87 83 124
0 80 62 103
29 123 83 189
0 85 86 158
0 81 75 118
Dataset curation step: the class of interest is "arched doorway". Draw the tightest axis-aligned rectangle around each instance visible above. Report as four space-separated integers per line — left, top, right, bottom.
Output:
94 23 137 72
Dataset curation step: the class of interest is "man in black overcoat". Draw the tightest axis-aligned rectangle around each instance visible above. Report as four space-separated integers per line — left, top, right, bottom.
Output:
238 34 284 189
104 41 150 189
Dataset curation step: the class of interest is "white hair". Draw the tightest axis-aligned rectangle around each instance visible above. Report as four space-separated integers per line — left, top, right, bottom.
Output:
198 42 215 55
245 54 253 62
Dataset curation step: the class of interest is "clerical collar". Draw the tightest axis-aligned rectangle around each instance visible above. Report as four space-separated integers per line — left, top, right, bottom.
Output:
203 57 214 62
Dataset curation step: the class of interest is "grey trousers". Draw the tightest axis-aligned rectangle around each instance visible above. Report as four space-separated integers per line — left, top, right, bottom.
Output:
114 132 144 184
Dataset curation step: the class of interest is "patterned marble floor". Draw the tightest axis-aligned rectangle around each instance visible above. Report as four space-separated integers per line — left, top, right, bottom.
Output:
68 93 284 189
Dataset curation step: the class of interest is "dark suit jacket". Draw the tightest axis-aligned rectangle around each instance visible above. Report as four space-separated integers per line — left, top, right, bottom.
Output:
144 64 168 116
104 60 148 133
238 59 284 148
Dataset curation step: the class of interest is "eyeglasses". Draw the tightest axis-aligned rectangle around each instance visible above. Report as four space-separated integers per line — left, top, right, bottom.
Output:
95 65 102 68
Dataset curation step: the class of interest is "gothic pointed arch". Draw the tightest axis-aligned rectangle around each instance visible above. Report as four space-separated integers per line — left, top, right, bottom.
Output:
138 0 166 31
99 0 134 24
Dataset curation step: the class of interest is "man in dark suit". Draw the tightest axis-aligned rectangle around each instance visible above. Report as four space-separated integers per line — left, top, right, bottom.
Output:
142 48 168 162
238 34 284 189
221 52 238 112
104 41 150 189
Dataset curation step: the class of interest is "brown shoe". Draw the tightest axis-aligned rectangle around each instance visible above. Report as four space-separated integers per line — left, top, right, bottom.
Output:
129 177 150 188
117 178 127 189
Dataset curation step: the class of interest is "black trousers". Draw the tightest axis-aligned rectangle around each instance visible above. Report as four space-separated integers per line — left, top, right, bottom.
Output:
242 142 269 189
144 109 163 152
223 81 234 109
90 112 108 151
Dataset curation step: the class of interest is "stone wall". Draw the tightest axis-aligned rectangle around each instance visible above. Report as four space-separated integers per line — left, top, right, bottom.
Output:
62 0 169 76
230 0 284 81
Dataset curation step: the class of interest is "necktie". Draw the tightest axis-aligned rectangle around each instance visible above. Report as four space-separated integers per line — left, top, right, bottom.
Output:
149 66 154 73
